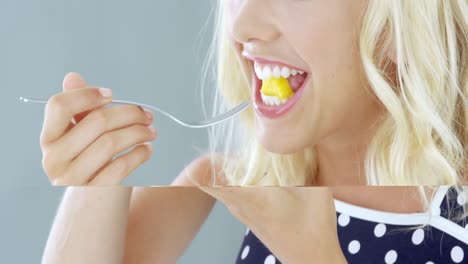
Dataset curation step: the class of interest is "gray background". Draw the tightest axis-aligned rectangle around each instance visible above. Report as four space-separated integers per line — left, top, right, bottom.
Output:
0 0 245 263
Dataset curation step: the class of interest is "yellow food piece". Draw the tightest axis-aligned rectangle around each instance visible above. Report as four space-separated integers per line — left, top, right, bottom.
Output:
260 77 294 100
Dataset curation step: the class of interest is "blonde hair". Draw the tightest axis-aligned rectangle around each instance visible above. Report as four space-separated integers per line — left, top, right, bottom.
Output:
200 0 467 187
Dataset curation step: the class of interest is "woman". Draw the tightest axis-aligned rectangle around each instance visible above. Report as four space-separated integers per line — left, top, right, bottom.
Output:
40 0 467 263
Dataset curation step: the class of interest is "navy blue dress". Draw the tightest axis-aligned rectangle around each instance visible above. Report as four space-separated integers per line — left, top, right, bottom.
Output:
235 186 468 264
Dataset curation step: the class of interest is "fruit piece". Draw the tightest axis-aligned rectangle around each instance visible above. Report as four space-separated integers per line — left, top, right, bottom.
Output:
260 77 294 100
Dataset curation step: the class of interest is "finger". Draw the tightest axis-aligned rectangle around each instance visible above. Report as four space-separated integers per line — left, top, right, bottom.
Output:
40 87 113 145
198 187 254 221
63 72 87 92
88 143 153 185
63 72 92 123
51 104 153 162
60 124 157 184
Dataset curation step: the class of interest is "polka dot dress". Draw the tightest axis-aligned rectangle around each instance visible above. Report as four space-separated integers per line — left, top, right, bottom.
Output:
235 186 468 264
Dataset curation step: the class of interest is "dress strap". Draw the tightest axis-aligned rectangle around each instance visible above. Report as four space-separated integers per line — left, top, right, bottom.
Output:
430 186 450 216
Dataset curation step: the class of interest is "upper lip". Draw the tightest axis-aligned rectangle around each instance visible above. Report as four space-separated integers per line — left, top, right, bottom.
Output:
241 51 308 72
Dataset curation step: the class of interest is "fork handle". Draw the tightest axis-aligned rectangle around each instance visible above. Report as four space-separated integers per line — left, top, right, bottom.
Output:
19 97 192 127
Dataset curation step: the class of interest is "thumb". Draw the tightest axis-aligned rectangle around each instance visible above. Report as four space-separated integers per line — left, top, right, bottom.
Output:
63 72 87 92
62 72 93 123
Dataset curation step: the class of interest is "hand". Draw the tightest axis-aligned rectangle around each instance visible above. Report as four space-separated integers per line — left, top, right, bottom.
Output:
199 187 347 264
40 72 157 185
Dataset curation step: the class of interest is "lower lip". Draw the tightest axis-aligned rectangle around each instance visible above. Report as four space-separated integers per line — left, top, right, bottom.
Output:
253 74 310 119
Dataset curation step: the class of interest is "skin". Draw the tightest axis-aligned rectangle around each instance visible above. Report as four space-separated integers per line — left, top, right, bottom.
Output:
41 73 156 186
40 1 433 263
226 0 387 185
42 154 430 263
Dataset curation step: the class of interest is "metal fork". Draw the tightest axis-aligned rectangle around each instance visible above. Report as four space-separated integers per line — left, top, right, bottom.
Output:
19 97 250 128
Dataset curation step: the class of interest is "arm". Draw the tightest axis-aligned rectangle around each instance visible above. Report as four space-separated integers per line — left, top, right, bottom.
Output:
42 156 218 264
42 187 133 264
123 188 216 263
123 156 217 263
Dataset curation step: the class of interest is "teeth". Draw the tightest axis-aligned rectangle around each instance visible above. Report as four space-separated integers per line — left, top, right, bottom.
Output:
255 64 263 80
281 67 290 78
262 66 272 80
260 94 291 106
273 66 281 79
254 62 305 81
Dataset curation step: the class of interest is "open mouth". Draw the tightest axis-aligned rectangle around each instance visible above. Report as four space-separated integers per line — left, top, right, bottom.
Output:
251 60 310 119
254 62 308 106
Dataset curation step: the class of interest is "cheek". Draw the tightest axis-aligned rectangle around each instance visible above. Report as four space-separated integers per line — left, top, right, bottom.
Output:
284 13 364 108
278 8 369 133
278 1 363 78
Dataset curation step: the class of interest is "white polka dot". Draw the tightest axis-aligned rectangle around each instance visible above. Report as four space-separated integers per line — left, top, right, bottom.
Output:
264 254 276 264
425 262 435 264
374 223 387 237
245 228 250 236
241 245 250 260
338 214 350 227
451 246 464 263
348 240 361 254
411 228 425 245
385 250 398 264
457 192 467 206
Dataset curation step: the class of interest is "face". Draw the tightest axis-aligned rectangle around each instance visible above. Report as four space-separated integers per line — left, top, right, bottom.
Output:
226 0 385 154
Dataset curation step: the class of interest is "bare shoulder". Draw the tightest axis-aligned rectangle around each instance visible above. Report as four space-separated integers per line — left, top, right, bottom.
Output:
171 153 230 186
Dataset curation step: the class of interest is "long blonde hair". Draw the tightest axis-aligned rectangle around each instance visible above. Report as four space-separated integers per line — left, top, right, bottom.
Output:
200 0 467 187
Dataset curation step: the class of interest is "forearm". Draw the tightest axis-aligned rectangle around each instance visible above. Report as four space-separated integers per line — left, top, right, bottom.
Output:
42 187 133 264
123 187 216 264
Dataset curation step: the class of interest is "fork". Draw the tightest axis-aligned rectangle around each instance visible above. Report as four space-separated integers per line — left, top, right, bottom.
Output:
19 97 250 128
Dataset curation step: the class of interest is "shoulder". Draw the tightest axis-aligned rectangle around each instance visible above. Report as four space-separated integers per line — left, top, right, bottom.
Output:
171 153 230 186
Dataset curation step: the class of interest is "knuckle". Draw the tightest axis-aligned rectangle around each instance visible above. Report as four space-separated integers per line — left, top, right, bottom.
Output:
88 109 108 126
98 134 116 154
47 94 69 116
112 158 129 176
42 151 58 177
82 110 106 133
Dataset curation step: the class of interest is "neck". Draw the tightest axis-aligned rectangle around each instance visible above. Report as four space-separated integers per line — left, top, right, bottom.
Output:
314 110 384 186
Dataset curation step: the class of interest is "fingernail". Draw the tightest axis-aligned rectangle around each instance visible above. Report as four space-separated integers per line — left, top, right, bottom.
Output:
143 142 153 151
147 125 157 136
99 88 112 98
144 109 154 120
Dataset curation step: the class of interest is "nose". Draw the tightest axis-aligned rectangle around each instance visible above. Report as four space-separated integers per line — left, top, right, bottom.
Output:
227 0 279 44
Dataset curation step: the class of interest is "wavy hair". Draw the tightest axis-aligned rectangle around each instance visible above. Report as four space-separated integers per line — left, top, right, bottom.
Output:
199 0 467 187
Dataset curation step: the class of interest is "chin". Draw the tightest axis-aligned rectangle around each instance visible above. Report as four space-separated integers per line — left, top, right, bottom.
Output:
256 134 306 155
